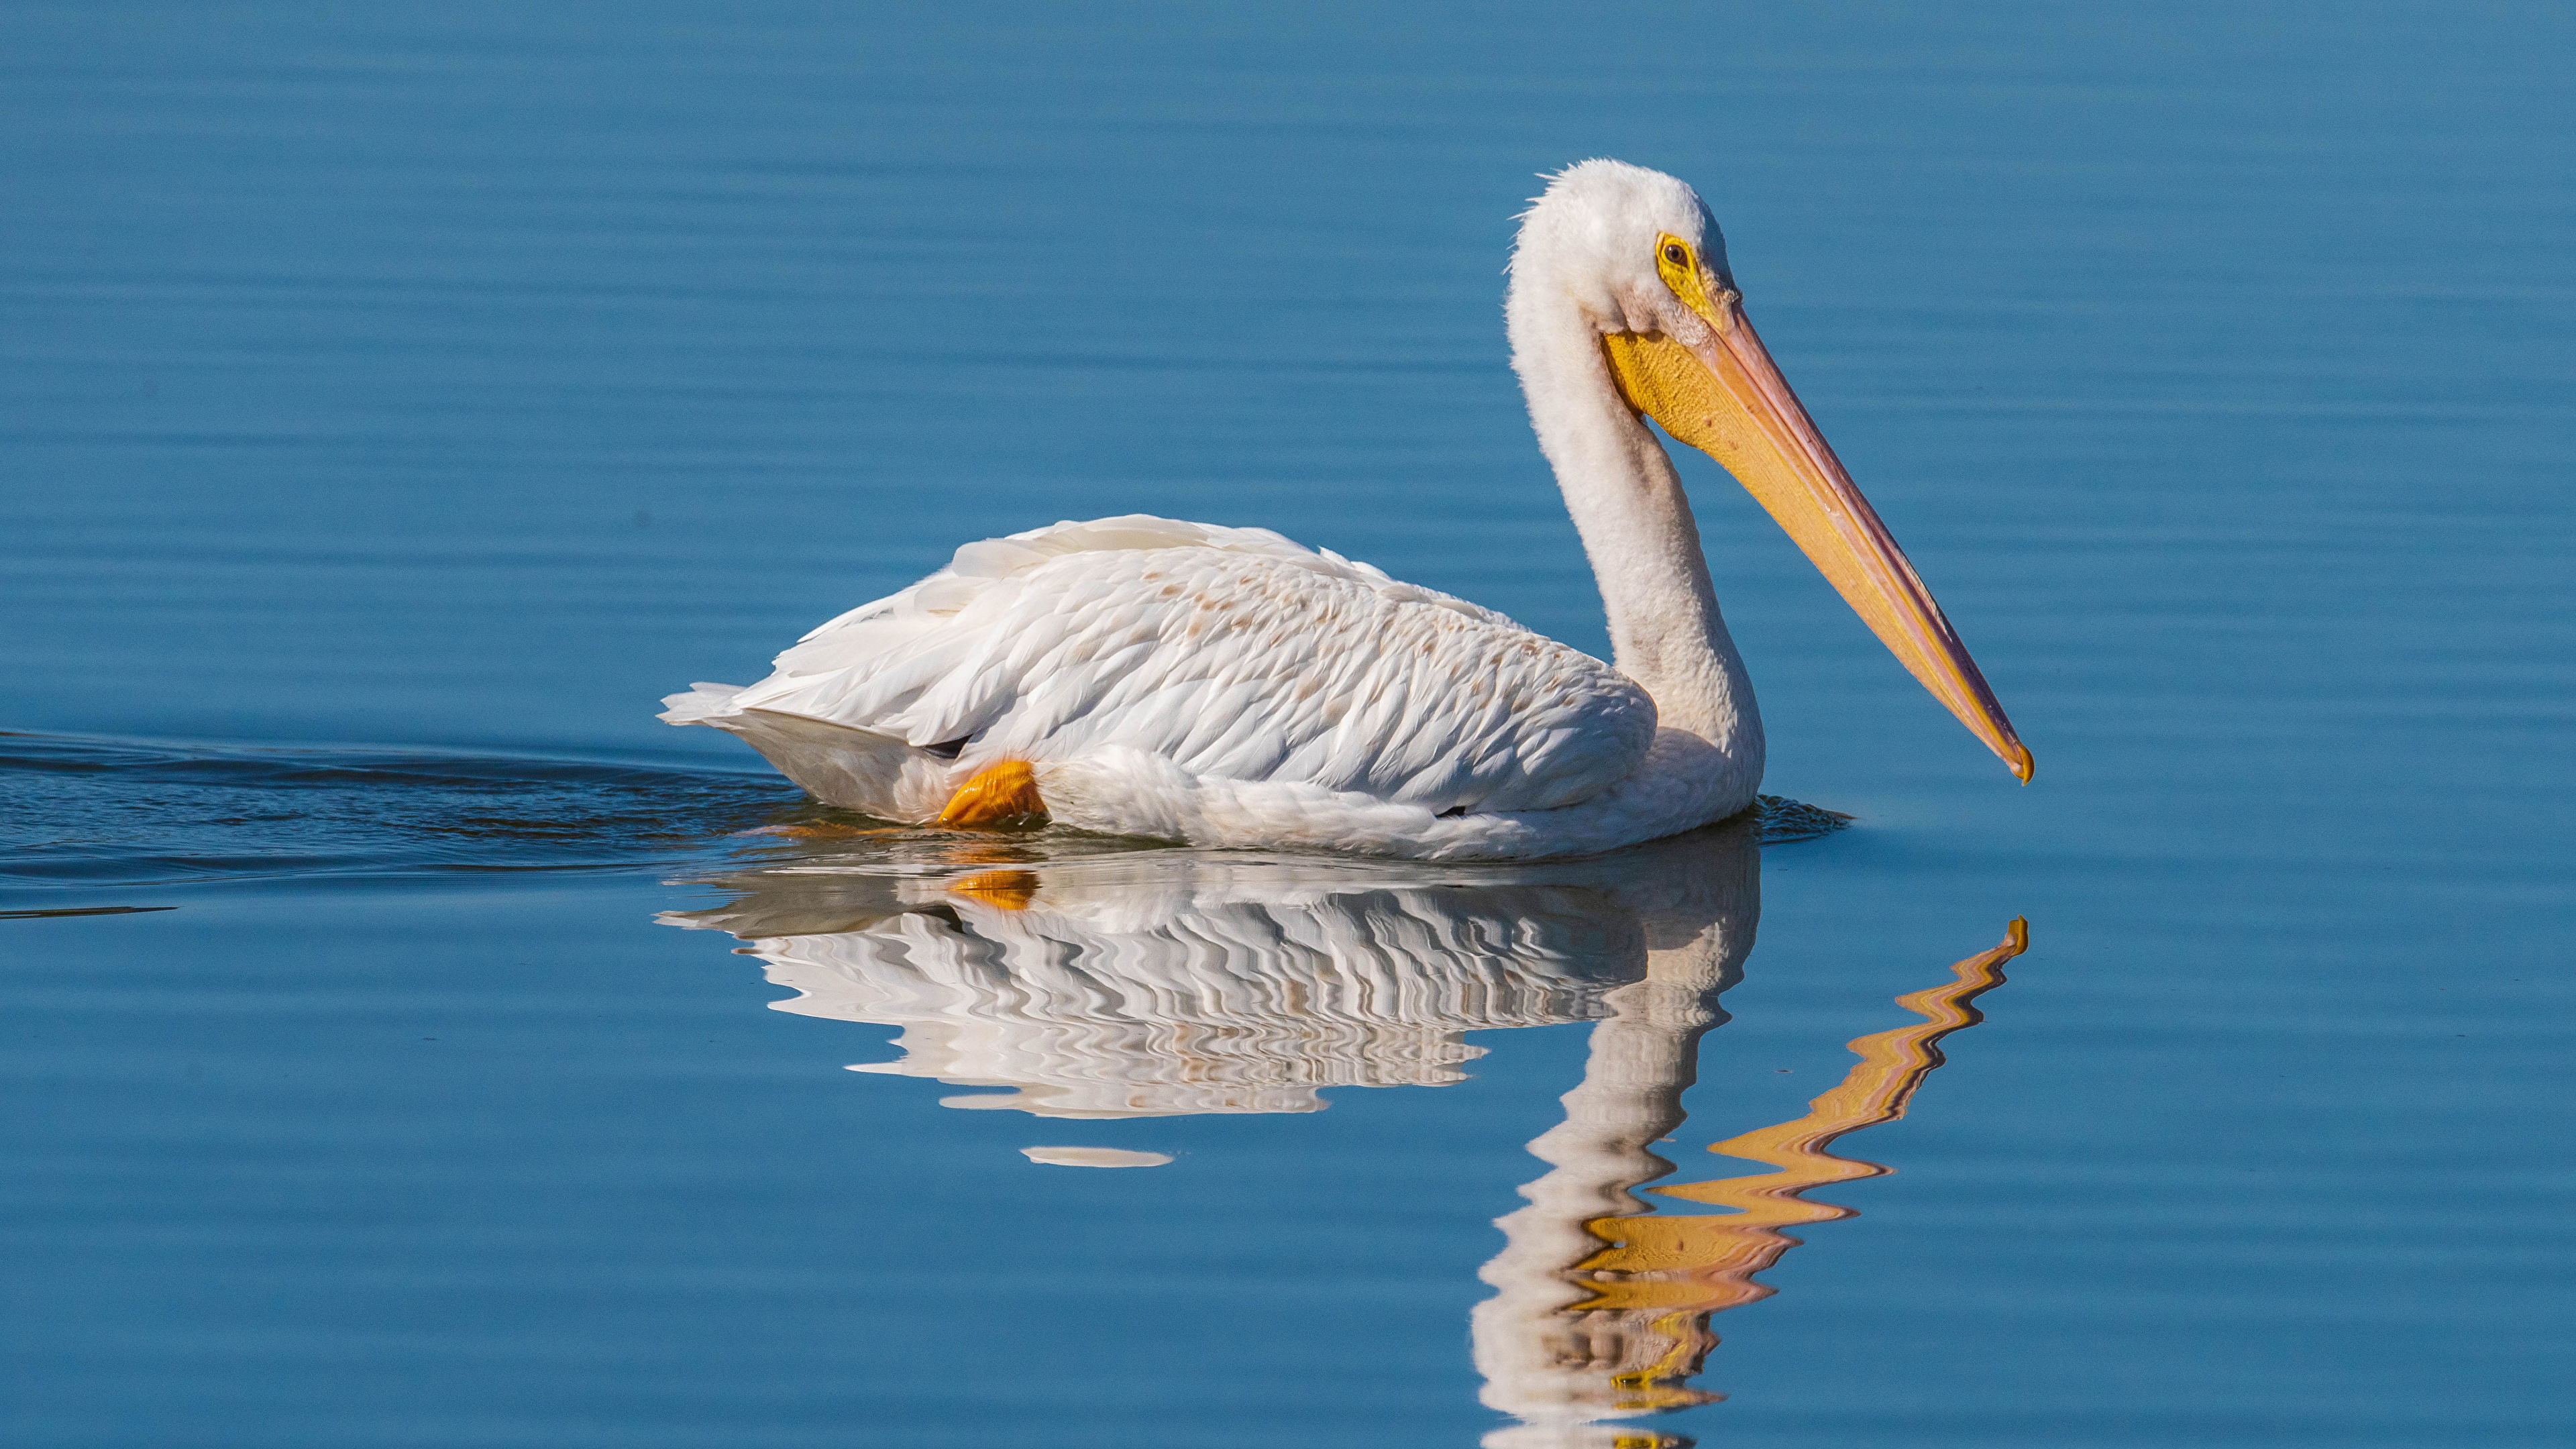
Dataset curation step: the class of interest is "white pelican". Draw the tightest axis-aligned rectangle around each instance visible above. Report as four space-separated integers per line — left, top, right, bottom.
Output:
664 160 2029 859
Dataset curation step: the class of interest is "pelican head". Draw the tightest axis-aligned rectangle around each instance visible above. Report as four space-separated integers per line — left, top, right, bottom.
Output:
1509 160 2032 782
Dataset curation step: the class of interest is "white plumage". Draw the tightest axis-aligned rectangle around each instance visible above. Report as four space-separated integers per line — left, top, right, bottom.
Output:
663 515 1699 859
706 515 1650 812
666 160 2027 858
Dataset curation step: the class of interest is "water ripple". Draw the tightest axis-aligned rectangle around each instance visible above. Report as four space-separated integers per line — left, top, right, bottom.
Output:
0 730 804 893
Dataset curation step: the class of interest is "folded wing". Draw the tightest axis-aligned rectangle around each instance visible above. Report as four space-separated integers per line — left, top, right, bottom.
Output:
687 515 1656 816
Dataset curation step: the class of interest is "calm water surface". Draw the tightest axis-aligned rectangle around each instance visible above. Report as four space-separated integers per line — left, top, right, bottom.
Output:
5 3 2572 1445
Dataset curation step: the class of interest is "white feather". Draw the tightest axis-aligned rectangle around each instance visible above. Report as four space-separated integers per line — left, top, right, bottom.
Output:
666 515 1677 843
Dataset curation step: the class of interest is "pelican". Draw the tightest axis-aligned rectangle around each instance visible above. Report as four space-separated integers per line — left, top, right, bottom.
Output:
664 160 2029 859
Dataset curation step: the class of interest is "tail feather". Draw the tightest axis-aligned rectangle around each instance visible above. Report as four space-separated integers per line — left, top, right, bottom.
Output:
659 682 748 727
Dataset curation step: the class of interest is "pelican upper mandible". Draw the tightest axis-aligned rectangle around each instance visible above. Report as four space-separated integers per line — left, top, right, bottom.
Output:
663 159 2030 860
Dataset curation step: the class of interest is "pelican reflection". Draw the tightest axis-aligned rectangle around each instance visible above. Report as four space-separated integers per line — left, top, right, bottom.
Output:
661 820 2023 1442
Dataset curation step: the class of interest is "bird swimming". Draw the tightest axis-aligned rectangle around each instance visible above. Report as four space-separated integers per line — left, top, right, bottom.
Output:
663 160 2029 860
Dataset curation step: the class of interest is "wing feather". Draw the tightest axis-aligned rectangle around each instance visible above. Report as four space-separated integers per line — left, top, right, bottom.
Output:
712 515 1654 815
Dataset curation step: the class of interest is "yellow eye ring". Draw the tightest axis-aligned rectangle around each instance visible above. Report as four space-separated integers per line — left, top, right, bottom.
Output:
1652 231 1725 329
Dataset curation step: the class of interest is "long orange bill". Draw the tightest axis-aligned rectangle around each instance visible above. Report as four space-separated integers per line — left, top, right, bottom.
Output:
1603 293 2033 781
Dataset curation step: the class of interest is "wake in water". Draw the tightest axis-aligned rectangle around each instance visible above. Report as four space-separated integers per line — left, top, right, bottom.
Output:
0 729 1847 900
0 731 810 893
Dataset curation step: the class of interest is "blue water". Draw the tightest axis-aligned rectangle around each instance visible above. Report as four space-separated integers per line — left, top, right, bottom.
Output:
5 3 2572 1444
